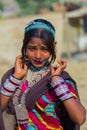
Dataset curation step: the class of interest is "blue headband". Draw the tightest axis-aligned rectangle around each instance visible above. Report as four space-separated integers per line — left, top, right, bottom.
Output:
25 20 55 36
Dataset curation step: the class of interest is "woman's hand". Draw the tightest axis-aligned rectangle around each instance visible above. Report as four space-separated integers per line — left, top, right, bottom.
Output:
13 55 28 79
51 59 66 75
50 59 66 81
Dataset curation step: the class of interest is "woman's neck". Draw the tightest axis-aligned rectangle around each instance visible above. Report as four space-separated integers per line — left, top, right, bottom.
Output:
28 61 50 72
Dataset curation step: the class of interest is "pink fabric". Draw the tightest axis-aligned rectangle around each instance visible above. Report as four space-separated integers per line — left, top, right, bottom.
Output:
21 82 28 92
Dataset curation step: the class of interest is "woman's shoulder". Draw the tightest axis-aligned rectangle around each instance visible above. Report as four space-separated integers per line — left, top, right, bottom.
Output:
60 71 77 89
60 71 72 79
60 70 76 83
61 71 80 97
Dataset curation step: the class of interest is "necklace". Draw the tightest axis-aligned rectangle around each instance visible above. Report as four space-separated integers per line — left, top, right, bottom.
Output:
13 63 50 124
27 65 50 85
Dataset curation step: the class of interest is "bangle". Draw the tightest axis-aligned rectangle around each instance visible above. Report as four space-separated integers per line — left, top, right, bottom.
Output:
0 75 22 96
50 75 64 87
49 74 59 82
12 74 23 80
53 82 73 101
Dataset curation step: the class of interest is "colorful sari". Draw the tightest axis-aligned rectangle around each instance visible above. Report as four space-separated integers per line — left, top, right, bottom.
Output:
1 68 80 130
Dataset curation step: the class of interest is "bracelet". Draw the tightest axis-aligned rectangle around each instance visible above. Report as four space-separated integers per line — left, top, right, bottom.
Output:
49 74 59 79
12 74 23 80
11 75 23 85
53 82 73 101
49 74 60 82
1 75 22 96
49 75 73 101
50 75 64 87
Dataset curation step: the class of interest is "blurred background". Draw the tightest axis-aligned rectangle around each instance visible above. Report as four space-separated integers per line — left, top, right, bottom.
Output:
0 0 87 129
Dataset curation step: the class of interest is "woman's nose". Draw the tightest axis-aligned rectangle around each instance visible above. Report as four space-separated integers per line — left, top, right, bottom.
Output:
35 50 41 58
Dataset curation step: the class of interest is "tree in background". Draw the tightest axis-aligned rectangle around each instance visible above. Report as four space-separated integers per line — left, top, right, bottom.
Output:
16 0 60 16
0 0 4 11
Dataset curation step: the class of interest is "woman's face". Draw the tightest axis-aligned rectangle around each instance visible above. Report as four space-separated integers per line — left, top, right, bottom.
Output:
26 37 50 68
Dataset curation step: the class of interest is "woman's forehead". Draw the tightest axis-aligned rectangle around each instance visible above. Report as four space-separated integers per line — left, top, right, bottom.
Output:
28 37 46 46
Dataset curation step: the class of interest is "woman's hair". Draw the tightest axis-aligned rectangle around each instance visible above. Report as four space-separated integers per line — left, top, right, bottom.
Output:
21 19 56 63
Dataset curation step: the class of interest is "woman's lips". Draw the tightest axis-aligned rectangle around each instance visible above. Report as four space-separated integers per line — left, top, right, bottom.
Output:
33 59 43 65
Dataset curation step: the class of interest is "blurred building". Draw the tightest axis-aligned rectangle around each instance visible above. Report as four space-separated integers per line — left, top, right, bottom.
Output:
1 0 19 18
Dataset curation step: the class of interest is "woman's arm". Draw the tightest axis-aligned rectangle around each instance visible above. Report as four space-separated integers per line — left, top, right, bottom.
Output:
51 76 86 125
0 55 28 111
0 94 11 111
63 97 86 125
50 59 86 125
0 75 22 111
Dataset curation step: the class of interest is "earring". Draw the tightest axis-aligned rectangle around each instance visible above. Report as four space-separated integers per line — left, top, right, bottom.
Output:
23 55 29 65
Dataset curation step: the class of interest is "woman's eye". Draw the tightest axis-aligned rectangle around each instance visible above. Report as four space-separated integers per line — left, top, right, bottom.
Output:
41 47 48 51
27 46 36 50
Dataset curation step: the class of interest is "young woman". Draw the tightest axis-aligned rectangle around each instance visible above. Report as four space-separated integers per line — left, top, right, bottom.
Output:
0 19 86 130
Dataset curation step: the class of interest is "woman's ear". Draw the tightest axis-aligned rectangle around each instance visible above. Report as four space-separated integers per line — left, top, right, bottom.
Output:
54 41 57 47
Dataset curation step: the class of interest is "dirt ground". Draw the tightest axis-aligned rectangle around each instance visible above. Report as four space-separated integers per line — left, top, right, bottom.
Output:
0 13 87 130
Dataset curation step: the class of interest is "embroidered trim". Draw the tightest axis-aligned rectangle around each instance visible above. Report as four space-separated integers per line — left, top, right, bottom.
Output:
13 67 50 124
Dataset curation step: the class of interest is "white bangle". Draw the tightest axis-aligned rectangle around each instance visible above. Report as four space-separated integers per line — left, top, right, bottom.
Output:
50 76 64 87
1 75 22 96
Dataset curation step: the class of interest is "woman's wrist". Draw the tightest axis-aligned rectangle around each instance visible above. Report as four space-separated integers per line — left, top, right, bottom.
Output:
13 73 24 80
0 75 22 96
50 75 73 101
11 75 23 84
50 75 64 87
